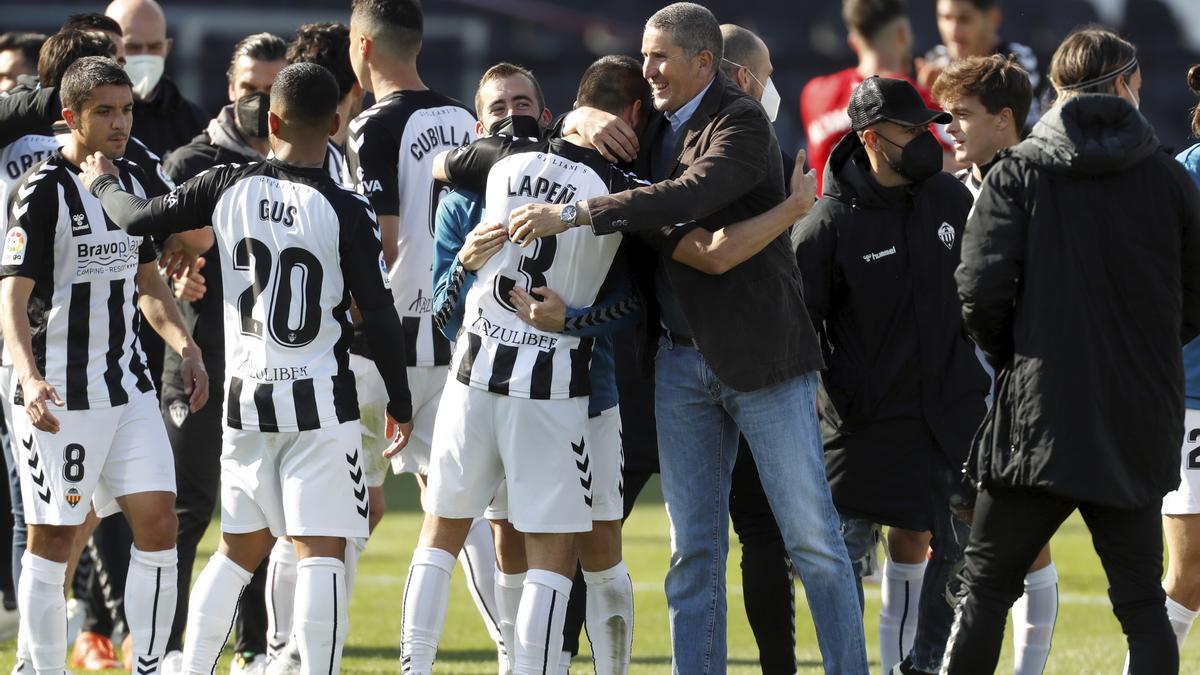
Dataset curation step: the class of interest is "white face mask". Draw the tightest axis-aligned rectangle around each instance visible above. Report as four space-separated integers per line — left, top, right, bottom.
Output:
760 77 781 123
722 57 780 122
124 54 164 100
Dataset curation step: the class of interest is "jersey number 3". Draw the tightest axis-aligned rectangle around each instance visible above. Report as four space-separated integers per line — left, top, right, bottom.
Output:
494 236 557 312
234 237 324 348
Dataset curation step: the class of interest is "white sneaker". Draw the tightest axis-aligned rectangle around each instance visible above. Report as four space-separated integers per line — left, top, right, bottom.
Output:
160 650 184 675
230 652 268 675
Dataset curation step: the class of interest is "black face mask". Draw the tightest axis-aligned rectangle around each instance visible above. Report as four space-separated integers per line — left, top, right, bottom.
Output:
875 130 943 182
234 91 270 139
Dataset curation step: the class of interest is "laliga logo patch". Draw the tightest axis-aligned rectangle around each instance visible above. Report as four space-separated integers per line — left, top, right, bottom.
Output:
71 213 91 235
938 222 955 250
378 252 391 289
169 400 189 427
65 487 82 508
2 226 28 265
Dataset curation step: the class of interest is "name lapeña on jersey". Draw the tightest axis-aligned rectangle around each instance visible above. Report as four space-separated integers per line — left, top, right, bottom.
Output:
445 136 645 400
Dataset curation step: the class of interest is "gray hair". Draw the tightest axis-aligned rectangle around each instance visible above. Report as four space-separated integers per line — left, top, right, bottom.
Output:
646 3 722 62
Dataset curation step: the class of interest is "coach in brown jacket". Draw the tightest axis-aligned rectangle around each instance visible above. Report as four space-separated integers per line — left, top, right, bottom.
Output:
505 4 867 673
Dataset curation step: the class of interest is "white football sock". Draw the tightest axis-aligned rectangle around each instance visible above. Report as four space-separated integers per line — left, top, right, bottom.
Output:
266 538 299 658
18 552 66 675
879 559 925 674
1012 563 1058 675
182 551 253 675
344 537 367 594
495 569 525 673
293 557 348 675
125 547 178 674
558 649 572 675
459 518 504 650
582 561 633 675
1166 595 1199 649
400 547 456 675
513 569 572 675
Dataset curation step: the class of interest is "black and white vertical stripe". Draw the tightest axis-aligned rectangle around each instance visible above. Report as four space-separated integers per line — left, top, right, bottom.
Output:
10 156 154 409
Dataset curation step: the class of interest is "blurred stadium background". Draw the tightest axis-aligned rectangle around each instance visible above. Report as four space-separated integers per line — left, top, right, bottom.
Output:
4 0 1200 157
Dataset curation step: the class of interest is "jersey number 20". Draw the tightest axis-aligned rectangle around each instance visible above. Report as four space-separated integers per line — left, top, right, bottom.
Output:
234 237 324 348
493 236 557 312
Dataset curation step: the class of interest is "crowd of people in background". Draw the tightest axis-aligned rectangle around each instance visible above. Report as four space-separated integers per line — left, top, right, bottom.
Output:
0 0 1196 674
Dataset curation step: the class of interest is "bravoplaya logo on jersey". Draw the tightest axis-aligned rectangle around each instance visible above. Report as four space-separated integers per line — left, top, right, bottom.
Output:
76 236 140 277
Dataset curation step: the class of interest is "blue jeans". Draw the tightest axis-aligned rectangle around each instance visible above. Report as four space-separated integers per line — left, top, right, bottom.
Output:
654 340 868 674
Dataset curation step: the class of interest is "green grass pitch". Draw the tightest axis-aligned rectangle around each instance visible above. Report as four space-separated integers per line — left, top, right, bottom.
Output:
2 475 1197 673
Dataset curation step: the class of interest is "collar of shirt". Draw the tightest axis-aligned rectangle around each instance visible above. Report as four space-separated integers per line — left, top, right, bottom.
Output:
664 77 715 133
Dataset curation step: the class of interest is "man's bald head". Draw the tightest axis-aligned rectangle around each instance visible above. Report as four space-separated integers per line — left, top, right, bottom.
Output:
105 0 169 57
718 24 772 100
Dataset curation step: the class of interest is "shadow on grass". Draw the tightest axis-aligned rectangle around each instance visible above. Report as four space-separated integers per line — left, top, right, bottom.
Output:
343 645 822 669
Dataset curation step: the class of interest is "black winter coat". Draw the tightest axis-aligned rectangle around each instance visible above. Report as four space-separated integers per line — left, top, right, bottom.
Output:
957 94 1200 508
793 132 989 529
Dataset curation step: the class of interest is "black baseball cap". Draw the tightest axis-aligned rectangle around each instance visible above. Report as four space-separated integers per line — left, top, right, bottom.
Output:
848 76 951 131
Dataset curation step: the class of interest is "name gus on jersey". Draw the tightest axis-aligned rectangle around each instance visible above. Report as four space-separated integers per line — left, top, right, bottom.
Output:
356 122 470 195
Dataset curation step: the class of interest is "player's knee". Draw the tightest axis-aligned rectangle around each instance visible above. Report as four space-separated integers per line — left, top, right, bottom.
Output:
26 524 77 563
579 520 622 571
367 487 386 532
134 509 179 551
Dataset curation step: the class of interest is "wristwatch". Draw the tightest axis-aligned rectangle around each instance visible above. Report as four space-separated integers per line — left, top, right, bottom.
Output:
560 204 578 228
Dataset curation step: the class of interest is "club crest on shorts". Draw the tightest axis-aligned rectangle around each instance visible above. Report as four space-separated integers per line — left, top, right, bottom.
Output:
169 400 189 427
938 222 955 250
65 487 82 508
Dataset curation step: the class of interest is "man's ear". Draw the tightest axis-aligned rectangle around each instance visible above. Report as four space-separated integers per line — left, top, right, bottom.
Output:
696 48 714 75
164 37 173 59
735 67 751 92
475 120 486 136
359 33 372 62
329 111 341 139
61 107 78 130
996 106 1014 133
539 106 553 128
268 110 282 136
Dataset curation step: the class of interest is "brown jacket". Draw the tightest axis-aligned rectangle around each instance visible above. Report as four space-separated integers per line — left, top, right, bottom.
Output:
585 73 823 391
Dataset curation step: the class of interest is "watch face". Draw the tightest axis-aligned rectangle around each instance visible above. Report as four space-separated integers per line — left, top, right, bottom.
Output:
561 205 578 224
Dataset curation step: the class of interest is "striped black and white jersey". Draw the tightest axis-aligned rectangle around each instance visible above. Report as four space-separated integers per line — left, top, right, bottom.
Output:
442 135 646 399
0 151 158 409
1 134 59 193
91 158 411 431
346 89 477 367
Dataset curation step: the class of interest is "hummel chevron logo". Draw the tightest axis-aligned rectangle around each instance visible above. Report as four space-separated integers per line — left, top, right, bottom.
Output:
30 470 44 487
357 503 369 518
17 183 37 201
571 438 586 457
575 454 590 473
136 654 160 674
346 450 360 465
349 466 363 485
353 485 367 502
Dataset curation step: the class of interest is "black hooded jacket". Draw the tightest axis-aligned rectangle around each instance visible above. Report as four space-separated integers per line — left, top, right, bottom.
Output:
957 94 1200 508
793 131 989 529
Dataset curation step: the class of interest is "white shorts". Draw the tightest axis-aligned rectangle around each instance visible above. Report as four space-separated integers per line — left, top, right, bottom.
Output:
220 422 370 539
387 365 447 476
11 390 174 527
1163 408 1200 515
351 354 394 488
485 406 624 522
424 378 593 533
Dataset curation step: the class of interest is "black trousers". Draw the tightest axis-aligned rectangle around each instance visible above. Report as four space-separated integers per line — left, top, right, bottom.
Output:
162 381 267 654
943 487 1176 674
562 444 796 675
